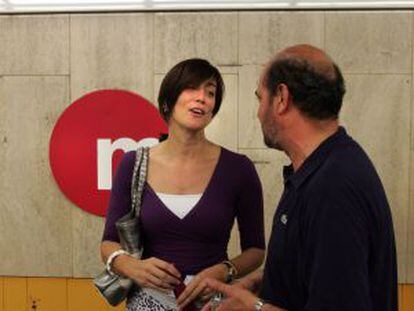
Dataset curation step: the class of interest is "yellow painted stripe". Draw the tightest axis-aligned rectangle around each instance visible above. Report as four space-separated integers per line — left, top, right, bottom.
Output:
3 277 27 311
27 277 67 311
67 278 108 311
402 284 414 311
107 300 126 311
1 277 414 310
0 277 4 311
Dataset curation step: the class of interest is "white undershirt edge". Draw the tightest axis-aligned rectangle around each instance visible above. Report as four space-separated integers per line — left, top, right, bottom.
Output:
156 192 202 219
144 193 201 308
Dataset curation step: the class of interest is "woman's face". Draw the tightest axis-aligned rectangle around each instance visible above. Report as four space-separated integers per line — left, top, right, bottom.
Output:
169 79 217 131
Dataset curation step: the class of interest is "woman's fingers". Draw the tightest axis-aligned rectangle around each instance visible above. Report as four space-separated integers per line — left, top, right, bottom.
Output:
130 257 181 290
177 277 207 309
145 273 174 291
200 287 214 301
152 258 182 279
149 265 181 286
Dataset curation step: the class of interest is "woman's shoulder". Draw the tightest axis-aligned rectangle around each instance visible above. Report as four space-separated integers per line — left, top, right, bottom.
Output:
220 147 254 168
122 150 137 162
117 150 137 173
218 147 261 189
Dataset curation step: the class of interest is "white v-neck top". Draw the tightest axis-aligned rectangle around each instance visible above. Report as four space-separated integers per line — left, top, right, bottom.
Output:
156 192 202 219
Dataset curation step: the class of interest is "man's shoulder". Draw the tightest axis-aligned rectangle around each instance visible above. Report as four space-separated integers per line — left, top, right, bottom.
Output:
316 138 377 184
305 138 382 202
301 137 388 217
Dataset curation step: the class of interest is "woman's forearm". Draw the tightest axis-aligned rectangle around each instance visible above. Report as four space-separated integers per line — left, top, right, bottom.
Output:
229 247 265 278
100 240 137 278
100 240 122 262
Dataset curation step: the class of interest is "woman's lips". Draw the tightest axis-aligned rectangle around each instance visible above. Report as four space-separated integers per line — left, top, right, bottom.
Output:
189 108 205 116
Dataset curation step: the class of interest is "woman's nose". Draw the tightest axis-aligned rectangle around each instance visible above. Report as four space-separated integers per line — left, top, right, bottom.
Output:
195 89 206 104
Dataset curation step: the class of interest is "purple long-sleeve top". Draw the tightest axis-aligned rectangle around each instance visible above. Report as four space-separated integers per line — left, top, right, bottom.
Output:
102 147 265 276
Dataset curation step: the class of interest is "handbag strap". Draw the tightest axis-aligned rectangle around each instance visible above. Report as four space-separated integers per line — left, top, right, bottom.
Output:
130 147 149 217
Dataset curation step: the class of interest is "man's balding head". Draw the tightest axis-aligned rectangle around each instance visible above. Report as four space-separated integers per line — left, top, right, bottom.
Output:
263 44 346 120
277 44 336 80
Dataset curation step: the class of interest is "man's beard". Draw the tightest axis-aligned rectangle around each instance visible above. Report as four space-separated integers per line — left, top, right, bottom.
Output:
263 132 283 150
262 117 283 150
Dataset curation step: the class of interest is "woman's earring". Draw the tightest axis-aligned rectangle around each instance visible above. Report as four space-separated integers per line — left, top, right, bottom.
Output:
163 104 169 114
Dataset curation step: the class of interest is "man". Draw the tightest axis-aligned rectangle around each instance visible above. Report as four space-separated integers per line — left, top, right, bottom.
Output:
201 44 398 311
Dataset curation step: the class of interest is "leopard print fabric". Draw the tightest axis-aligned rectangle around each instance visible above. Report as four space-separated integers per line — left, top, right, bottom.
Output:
127 289 177 311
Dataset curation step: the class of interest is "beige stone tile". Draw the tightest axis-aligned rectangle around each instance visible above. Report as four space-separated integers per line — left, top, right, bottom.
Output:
0 15 69 75
239 12 324 65
227 223 241 260
326 12 411 74
0 76 72 276
217 66 240 75
238 65 266 149
341 74 411 282
72 208 106 277
154 12 238 74
205 74 238 151
154 74 164 107
70 13 154 101
154 73 239 151
234 149 290 249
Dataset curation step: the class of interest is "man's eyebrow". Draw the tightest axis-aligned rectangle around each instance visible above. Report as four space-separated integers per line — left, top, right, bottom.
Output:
255 90 261 99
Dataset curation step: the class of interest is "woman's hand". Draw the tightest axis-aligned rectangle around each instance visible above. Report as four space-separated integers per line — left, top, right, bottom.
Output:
176 263 228 309
116 255 182 291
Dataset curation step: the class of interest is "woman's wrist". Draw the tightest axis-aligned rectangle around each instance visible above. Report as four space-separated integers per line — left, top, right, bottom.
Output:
106 249 131 275
211 263 229 282
220 260 238 283
111 252 138 277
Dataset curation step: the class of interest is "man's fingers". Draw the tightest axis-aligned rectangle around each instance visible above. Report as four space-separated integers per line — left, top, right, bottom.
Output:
205 278 233 297
200 302 212 311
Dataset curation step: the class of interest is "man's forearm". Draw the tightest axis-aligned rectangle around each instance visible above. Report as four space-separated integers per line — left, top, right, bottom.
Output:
262 304 286 311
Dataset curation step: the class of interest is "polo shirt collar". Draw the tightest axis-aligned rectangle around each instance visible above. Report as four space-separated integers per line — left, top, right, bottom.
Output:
283 126 348 189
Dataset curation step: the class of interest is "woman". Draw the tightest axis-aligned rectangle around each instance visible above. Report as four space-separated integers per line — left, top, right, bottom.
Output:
101 58 265 311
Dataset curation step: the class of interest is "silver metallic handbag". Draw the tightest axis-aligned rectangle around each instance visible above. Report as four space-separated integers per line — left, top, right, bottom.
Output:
93 147 149 306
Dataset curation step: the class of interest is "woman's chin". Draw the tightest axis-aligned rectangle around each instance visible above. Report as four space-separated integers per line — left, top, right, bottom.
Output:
182 120 210 132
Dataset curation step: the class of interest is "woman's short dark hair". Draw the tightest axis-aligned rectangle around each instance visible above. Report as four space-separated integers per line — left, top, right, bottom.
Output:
158 58 225 122
265 58 346 120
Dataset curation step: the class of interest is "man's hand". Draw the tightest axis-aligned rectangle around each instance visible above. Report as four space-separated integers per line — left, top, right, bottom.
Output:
200 278 258 311
200 278 286 311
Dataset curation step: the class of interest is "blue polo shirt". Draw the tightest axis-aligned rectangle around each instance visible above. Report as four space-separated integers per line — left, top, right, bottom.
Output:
260 127 398 311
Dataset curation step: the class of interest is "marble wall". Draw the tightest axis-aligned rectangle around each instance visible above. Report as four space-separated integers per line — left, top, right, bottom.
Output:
0 11 413 283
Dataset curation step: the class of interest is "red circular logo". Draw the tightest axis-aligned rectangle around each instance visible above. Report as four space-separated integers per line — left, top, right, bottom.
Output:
49 90 167 216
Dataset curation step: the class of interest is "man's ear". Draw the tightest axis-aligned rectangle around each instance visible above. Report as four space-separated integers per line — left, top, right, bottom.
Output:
273 83 290 115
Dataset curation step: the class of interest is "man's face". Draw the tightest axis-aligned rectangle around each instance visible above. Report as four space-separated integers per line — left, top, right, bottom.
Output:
255 75 283 150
